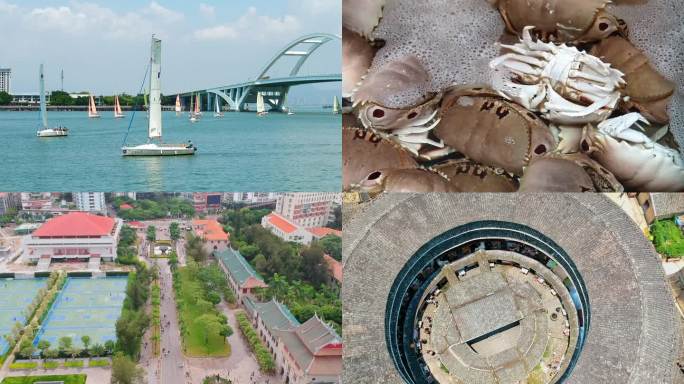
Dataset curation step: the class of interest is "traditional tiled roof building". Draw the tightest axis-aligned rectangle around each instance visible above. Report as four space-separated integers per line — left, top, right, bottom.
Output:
215 247 267 303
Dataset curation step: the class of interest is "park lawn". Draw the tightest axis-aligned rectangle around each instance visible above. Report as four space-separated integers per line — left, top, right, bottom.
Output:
64 360 83 368
42 361 59 369
177 267 231 357
1 374 87 384
9 362 37 370
88 359 110 367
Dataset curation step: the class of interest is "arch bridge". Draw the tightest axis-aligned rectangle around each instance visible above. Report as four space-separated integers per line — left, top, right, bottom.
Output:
177 33 341 112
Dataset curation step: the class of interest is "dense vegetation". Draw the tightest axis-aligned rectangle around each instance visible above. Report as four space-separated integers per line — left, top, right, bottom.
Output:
651 219 684 258
111 352 145 384
0 91 11 105
113 197 195 220
235 312 275 373
115 265 151 359
218 208 271 239
117 225 138 265
318 234 342 261
0 375 87 384
173 261 232 356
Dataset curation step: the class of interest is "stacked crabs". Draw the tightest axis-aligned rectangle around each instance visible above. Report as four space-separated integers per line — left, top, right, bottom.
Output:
342 0 684 193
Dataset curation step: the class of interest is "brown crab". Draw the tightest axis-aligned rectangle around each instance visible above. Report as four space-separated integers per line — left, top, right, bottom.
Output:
591 35 675 124
519 152 623 192
342 0 385 39
493 0 627 43
342 122 419 191
430 159 519 192
355 168 461 194
433 86 557 176
343 27 377 98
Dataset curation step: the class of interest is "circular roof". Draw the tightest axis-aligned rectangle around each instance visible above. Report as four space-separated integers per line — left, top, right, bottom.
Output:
342 193 681 384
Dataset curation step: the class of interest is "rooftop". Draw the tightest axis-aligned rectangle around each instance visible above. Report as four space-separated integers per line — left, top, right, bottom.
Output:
277 316 342 376
244 297 300 334
193 219 229 241
324 254 342 282
215 247 266 288
651 193 684 220
307 227 342 238
33 212 116 238
265 212 298 234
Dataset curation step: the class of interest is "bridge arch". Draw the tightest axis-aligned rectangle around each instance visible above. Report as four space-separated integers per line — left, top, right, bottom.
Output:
256 33 341 80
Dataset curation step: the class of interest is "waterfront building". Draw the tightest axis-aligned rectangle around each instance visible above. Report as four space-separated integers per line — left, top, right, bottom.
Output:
215 247 268 304
192 192 222 212
11 92 48 105
20 193 54 211
73 192 107 214
112 192 137 200
228 192 281 205
0 68 10 93
23 212 122 265
275 193 340 228
192 219 230 253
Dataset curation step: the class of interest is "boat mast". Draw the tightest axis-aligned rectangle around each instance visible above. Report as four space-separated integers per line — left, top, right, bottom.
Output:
148 36 163 141
39 64 48 129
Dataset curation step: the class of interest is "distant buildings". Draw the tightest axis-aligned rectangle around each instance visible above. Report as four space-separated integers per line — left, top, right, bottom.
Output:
244 297 342 384
0 68 10 93
112 192 137 200
275 193 340 228
20 192 54 211
23 212 122 265
73 192 106 214
262 212 342 245
0 193 20 215
192 219 230 253
215 247 268 304
193 192 222 213
228 192 280 205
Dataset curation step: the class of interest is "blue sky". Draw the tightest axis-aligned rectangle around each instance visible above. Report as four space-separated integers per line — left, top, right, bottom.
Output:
0 0 340 103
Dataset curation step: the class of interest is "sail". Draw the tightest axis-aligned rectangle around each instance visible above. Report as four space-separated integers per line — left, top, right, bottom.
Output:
175 95 181 113
215 97 220 113
333 96 340 114
114 95 123 116
148 37 162 139
256 93 265 114
88 95 99 116
39 64 47 128
195 94 200 114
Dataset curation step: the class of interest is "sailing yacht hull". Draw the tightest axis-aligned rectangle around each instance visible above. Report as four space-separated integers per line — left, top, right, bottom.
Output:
37 129 68 137
122 143 197 156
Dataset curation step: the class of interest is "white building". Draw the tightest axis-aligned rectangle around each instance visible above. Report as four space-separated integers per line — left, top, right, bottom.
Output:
275 193 340 228
0 68 10 93
112 192 137 200
73 192 106 214
23 212 122 264
262 212 314 245
228 192 281 204
20 192 54 211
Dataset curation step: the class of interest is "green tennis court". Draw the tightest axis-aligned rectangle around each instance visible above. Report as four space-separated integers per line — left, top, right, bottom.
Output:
0 279 46 355
33 277 128 349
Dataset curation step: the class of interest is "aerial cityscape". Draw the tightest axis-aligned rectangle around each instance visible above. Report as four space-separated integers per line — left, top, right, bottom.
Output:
0 192 342 384
342 192 684 384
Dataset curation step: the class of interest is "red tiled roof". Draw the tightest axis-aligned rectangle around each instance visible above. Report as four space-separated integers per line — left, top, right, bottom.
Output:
243 276 269 289
307 227 342 238
193 219 229 241
127 221 145 229
266 213 298 234
33 212 116 237
119 203 134 210
324 254 342 282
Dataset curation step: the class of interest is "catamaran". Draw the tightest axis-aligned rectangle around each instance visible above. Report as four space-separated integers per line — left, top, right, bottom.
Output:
114 95 125 118
87 94 100 118
36 64 68 137
121 37 197 156
175 95 181 116
256 92 268 116
332 96 341 115
214 97 223 118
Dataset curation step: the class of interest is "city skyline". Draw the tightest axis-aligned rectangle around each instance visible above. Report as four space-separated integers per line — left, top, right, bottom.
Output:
0 0 341 101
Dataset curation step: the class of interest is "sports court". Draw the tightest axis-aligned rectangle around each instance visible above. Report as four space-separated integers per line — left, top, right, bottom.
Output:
34 276 128 349
0 278 47 355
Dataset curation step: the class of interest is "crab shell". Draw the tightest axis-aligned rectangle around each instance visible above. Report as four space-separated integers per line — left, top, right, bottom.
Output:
591 35 675 124
495 0 625 43
430 159 519 192
342 0 385 39
356 168 461 194
519 152 623 192
580 126 684 191
342 123 418 191
343 27 377 98
433 86 556 176
550 125 584 154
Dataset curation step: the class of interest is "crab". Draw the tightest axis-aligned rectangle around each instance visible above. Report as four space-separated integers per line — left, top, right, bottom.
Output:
519 152 622 192
490 26 625 125
430 159 519 192
342 0 386 39
492 0 627 43
591 35 675 125
432 86 556 176
343 27 377 98
355 168 461 194
580 113 684 191
352 55 446 157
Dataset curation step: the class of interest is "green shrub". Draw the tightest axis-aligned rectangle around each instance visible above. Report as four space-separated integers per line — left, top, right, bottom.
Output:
651 220 684 258
88 359 110 367
42 361 59 369
63 360 83 368
9 361 38 370
235 312 275 373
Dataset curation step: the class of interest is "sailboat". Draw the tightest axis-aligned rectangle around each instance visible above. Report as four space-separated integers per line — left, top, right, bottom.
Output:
195 94 202 116
189 93 199 123
36 64 68 137
287 108 295 116
143 90 149 116
214 97 223 118
256 92 268 116
121 36 197 156
114 95 125 118
87 94 100 118
332 96 341 115
175 95 181 116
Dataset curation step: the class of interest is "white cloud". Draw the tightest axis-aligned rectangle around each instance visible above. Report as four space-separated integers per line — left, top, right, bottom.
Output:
0 1 17 13
146 1 183 23
194 6 300 41
199 3 215 19
296 0 338 15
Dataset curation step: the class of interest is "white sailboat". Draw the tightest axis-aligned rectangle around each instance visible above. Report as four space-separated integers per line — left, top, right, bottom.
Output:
122 37 197 156
36 64 68 137
189 93 199 123
332 96 341 115
256 92 268 116
175 95 181 116
88 94 100 118
195 94 202 116
114 95 125 118
214 97 223 118
287 108 295 116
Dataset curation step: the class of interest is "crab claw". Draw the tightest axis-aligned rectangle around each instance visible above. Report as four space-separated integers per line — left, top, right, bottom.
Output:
597 112 651 144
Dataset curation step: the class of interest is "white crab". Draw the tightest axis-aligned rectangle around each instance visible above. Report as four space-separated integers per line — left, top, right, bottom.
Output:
490 26 625 125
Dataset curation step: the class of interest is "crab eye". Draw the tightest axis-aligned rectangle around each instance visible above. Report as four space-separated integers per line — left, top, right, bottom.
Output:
534 144 547 155
372 108 385 118
407 111 418 119
581 140 590 152
598 22 609 31
367 171 382 180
